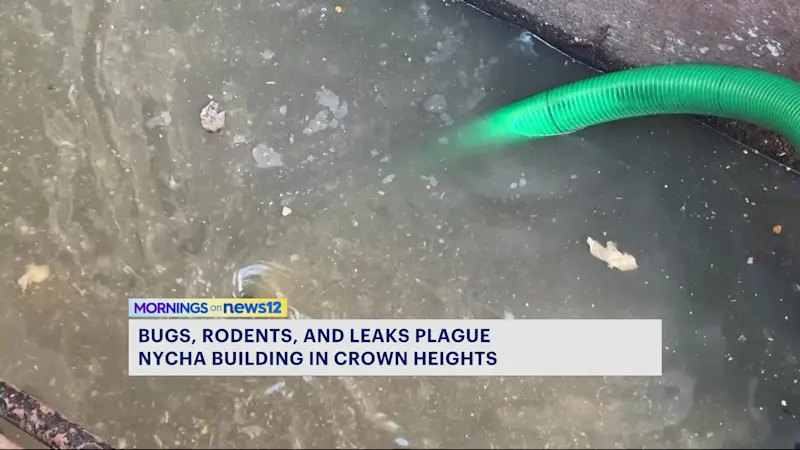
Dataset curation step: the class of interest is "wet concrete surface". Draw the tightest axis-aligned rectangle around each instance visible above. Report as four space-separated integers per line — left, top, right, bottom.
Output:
474 0 799 76
2 0 800 448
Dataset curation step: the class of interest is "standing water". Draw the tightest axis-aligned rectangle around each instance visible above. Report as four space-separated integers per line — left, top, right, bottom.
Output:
2 0 800 448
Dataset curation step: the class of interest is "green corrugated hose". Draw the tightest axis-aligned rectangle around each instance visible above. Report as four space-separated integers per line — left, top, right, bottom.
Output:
449 64 800 156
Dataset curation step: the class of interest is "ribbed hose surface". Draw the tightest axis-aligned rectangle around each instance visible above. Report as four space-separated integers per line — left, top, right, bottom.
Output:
456 64 800 150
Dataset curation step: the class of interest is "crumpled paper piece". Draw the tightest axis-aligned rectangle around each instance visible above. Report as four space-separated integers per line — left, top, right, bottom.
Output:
200 100 225 132
17 263 51 293
586 237 638 271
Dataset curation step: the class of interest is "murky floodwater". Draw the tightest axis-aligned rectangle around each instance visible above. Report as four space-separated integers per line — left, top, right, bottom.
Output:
3 0 800 448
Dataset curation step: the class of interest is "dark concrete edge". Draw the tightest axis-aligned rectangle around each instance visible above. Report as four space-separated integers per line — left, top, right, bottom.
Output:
460 0 800 170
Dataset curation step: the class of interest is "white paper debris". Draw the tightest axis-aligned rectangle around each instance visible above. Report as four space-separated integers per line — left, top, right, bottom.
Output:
586 237 638 271
252 143 285 169
18 264 51 293
200 100 225 132
282 206 292 217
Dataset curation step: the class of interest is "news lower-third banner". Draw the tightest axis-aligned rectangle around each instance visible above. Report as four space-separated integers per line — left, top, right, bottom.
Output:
128 299 662 378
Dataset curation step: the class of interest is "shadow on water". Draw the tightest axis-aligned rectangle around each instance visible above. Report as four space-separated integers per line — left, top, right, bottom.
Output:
2 0 800 448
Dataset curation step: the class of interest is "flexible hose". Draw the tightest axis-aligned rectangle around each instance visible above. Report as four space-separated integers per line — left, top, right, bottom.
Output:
453 64 800 152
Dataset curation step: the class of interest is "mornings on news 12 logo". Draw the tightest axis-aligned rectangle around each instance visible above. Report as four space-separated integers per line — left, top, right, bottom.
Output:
128 298 288 318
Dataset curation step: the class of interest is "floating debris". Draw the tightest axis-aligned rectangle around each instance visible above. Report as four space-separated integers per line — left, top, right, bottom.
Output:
773 224 783 235
382 174 396 184
395 437 410 447
252 143 285 169
414 1 430 24
334 5 343 13
303 110 330 135
278 105 287 116
747 256 755 265
421 174 438 189
200 100 225 132
145 111 172 128
426 31 463 63
282 206 293 217
265 381 285 395
261 49 275 61
317 88 348 120
423 93 448 114
18 264 51 293
586 237 638 271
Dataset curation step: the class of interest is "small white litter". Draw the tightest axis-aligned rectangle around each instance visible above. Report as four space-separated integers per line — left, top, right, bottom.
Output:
18 263 51 293
586 237 638 271
200 100 225 132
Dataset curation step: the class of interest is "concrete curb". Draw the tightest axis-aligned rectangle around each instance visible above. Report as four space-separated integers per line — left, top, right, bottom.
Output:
462 0 799 169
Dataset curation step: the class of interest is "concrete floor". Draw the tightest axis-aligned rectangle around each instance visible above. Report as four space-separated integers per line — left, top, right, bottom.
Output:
473 0 799 77
1 0 800 448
